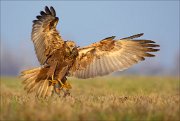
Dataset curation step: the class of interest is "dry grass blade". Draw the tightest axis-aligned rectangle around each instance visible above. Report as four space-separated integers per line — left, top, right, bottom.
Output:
1 76 179 121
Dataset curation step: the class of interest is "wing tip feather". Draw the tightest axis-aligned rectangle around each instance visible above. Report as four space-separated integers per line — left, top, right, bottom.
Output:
50 6 56 16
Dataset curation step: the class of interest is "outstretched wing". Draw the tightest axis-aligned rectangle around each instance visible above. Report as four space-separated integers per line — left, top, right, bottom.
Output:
32 6 64 65
69 33 160 79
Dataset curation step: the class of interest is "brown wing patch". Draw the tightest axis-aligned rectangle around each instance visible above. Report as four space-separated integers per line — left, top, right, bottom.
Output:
69 34 160 79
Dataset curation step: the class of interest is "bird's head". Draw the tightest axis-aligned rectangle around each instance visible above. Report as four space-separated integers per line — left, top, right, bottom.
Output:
65 40 77 52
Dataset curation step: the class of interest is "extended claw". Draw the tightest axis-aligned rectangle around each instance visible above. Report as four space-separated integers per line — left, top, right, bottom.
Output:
49 75 58 86
49 80 58 84
59 80 64 85
64 81 72 89
59 80 72 90
54 83 71 97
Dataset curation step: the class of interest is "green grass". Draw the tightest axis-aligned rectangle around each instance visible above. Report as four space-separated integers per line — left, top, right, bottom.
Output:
0 75 179 121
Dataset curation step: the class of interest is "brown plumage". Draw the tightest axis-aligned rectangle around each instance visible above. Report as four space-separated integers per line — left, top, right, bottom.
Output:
20 6 160 98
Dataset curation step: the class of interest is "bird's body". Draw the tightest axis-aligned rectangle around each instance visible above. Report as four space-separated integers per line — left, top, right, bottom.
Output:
46 41 78 80
20 6 160 98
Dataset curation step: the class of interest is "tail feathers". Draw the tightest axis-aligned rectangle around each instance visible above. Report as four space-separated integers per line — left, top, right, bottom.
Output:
21 67 41 75
20 67 54 98
36 79 54 98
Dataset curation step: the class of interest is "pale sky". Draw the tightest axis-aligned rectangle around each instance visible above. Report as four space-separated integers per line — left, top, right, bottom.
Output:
1 1 179 75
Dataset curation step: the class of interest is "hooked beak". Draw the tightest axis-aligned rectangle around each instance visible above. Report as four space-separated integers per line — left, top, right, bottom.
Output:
71 46 79 52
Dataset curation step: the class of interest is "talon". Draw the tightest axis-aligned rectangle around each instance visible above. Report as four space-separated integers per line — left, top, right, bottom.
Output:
59 80 65 89
49 75 58 86
64 81 72 89
49 80 58 84
59 81 72 90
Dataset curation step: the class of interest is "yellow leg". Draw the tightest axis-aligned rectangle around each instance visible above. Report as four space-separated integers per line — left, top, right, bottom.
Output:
58 80 72 90
59 80 72 97
59 80 65 89
52 75 54 80
49 75 58 85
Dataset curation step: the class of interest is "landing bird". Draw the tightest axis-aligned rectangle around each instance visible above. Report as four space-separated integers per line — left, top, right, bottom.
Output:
20 6 160 98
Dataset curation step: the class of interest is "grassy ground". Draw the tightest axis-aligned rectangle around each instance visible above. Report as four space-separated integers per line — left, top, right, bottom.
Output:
0 75 179 121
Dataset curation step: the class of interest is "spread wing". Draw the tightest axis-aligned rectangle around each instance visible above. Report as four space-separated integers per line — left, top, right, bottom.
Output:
69 33 160 79
32 6 64 65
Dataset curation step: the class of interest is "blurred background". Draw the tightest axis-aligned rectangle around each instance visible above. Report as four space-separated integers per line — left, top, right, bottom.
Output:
0 1 179 76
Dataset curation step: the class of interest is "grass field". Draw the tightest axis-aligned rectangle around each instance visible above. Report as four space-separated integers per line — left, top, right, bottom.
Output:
0 75 179 121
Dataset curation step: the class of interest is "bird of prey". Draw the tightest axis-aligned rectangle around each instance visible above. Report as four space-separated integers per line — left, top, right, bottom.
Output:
20 6 160 98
